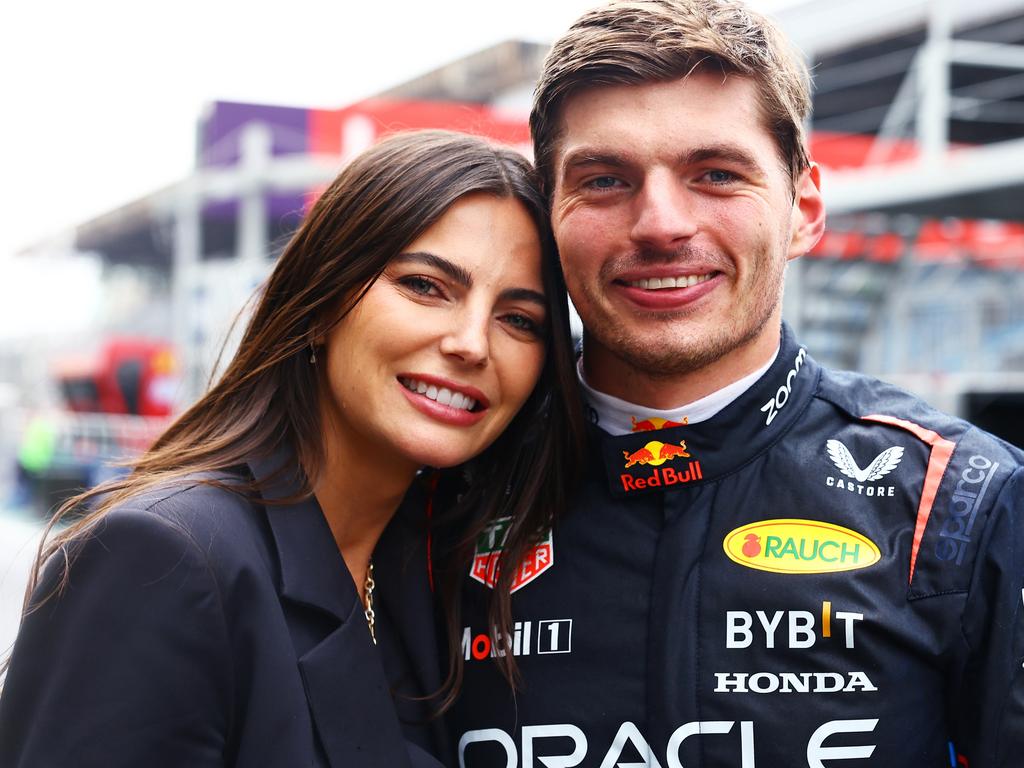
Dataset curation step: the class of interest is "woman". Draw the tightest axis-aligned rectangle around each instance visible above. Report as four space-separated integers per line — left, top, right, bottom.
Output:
0 130 585 767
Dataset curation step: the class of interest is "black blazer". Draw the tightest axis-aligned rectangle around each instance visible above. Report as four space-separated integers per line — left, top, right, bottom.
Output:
0 455 449 768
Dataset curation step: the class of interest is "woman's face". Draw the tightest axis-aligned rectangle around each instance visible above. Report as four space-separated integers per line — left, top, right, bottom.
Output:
321 193 549 475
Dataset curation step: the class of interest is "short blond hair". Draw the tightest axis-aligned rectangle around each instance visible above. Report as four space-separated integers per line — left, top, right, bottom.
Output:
531 0 812 192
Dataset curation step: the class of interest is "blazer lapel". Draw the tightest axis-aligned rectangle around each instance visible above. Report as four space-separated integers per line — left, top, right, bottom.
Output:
298 605 412 767
374 481 451 764
248 453 413 768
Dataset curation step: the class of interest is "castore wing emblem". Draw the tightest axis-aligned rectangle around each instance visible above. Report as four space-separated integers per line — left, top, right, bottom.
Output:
826 440 904 483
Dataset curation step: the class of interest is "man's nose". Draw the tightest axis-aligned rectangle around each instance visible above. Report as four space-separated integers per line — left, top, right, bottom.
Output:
439 308 490 367
629 173 698 250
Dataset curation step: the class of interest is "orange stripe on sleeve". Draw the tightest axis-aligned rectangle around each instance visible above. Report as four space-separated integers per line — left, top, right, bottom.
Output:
861 414 957 584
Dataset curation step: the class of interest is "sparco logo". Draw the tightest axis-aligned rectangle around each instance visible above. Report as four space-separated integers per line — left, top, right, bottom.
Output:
761 347 807 426
458 718 878 767
825 440 903 498
935 454 999 565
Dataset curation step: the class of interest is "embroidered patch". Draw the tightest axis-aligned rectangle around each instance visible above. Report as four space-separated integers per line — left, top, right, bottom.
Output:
604 424 705 498
470 517 553 592
630 415 689 432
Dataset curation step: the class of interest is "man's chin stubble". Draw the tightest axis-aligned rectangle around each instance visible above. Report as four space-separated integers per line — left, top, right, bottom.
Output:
598 309 774 380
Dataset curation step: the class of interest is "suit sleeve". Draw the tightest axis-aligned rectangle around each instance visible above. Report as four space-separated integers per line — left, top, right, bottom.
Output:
952 466 1024 766
0 507 233 768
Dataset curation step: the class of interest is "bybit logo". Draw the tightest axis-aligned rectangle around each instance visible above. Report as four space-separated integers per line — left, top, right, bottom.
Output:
725 601 865 650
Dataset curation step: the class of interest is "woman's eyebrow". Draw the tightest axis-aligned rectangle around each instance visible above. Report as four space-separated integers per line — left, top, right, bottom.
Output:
393 252 547 307
500 287 548 308
392 251 473 287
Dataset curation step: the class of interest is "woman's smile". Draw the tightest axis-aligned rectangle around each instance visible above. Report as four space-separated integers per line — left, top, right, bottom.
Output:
320 193 547 474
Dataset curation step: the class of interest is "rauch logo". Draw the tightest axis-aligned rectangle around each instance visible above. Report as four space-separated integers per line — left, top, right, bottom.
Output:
723 519 881 574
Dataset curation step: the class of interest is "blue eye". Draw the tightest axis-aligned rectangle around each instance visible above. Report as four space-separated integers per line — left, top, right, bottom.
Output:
503 313 543 337
705 170 736 184
400 276 439 296
587 176 622 190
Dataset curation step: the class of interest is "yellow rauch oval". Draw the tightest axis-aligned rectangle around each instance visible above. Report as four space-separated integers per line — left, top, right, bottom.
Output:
723 518 881 574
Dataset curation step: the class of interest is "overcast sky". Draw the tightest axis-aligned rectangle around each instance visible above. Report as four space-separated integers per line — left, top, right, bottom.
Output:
0 0 796 259
0 1 797 343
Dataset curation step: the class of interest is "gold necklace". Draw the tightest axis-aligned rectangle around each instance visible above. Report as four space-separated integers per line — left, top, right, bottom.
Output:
363 561 376 645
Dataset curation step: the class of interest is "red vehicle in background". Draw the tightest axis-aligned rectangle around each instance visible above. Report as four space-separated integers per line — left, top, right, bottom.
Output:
16 338 178 515
56 338 178 418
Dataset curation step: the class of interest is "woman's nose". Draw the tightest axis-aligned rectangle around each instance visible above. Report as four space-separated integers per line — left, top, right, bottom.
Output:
439 310 490 367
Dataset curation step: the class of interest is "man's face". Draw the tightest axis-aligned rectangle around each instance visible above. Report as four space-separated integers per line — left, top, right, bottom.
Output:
550 73 823 404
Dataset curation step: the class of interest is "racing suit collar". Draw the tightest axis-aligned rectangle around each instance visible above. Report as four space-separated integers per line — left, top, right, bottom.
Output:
597 323 819 498
578 347 779 434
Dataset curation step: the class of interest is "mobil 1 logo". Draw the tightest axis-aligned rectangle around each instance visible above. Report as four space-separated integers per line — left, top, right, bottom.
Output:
537 619 572 654
462 619 573 661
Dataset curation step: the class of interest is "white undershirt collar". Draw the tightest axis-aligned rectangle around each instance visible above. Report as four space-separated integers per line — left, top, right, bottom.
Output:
578 347 780 436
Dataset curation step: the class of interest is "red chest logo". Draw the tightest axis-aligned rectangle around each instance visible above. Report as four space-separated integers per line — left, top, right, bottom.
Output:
470 517 554 593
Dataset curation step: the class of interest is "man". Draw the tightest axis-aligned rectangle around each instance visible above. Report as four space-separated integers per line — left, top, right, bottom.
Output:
450 1 1024 766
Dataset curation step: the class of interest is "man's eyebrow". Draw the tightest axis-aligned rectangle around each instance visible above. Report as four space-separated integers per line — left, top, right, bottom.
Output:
392 252 548 308
392 252 472 288
559 144 769 177
560 149 631 174
682 145 766 174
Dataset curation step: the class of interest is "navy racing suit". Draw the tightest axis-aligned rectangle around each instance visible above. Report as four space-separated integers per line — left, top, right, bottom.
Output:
450 324 1024 767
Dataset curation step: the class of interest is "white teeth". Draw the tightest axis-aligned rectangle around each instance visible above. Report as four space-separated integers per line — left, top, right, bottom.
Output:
627 273 713 290
399 377 477 412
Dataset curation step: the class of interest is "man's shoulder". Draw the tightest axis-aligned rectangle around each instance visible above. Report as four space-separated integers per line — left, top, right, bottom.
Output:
814 365 956 428
813 365 1023 464
809 364 1023 595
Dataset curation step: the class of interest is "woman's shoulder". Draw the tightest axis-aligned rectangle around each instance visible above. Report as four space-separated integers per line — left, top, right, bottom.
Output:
69 469 267 576
113 468 254 523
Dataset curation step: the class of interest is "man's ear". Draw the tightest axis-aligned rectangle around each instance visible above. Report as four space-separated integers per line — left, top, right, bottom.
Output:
788 163 826 261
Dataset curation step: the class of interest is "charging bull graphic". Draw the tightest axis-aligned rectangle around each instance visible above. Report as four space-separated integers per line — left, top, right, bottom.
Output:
623 440 691 468
630 416 689 432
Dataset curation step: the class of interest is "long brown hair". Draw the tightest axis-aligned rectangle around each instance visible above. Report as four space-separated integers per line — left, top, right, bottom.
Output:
10 130 586 697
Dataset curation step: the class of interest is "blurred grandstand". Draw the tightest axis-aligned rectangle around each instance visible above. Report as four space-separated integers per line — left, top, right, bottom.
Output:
5 0 1024 501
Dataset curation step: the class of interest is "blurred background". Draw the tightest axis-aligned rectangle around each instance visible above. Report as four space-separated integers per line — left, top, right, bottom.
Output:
2 0 1023 651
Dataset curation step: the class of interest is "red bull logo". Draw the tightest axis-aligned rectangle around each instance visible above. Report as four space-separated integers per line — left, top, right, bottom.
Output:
470 517 554 592
630 415 689 432
623 440 691 468
620 440 702 492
